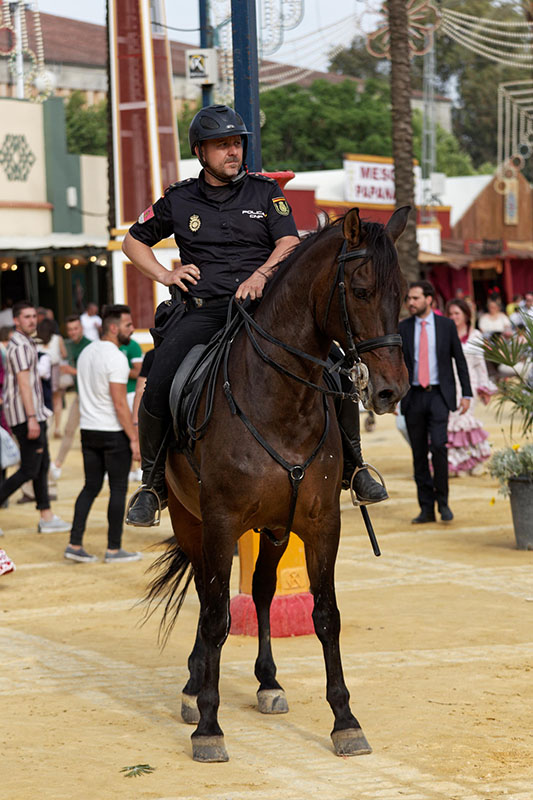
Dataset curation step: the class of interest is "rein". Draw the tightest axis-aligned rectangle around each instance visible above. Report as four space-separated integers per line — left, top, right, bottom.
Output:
215 236 403 546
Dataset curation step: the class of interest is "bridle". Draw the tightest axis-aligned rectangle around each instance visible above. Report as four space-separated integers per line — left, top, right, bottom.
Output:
322 239 403 375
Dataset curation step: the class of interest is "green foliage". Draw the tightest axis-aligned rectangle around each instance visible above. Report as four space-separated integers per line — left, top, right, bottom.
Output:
489 444 533 495
258 80 476 175
65 91 107 156
412 110 476 176
259 78 392 171
328 0 530 169
177 101 197 159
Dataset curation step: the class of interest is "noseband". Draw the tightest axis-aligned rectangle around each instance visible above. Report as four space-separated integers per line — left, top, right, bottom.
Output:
323 239 403 374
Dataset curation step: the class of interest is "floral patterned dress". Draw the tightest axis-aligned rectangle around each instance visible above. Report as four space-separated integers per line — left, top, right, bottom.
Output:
447 328 496 476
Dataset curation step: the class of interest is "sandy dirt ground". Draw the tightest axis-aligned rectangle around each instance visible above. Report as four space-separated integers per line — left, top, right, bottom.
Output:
1 399 532 800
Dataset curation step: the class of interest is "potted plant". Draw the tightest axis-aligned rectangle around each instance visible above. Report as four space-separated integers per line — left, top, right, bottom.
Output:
480 313 533 550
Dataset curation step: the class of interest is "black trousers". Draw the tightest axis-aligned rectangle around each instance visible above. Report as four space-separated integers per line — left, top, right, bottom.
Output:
404 387 450 512
0 421 50 510
144 301 231 419
70 429 131 550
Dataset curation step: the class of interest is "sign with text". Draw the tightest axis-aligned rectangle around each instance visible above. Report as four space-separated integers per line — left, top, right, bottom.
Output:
343 154 423 206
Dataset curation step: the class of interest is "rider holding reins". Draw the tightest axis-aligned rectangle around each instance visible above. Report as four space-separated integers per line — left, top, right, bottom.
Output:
123 104 387 527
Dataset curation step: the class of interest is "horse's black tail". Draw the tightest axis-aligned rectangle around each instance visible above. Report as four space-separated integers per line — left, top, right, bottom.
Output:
141 537 194 648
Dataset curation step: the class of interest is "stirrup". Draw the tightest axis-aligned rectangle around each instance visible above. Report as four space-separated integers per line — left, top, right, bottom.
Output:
349 462 388 508
125 484 162 527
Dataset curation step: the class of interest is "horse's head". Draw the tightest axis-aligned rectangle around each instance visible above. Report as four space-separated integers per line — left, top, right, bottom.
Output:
321 207 410 414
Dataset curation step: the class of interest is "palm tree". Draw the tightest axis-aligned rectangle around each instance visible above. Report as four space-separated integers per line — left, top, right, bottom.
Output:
387 0 419 283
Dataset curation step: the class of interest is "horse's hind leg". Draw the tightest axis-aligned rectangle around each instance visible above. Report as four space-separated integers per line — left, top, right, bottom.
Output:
253 532 289 715
304 515 372 757
181 600 204 725
165 490 204 725
191 514 235 762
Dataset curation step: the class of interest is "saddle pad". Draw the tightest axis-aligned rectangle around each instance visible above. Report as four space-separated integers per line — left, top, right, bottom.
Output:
169 343 210 440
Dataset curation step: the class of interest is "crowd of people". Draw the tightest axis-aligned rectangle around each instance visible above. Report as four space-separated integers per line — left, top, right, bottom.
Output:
0 300 151 575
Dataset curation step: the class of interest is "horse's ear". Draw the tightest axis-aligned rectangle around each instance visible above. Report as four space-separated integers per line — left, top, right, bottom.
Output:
343 207 362 245
385 205 411 242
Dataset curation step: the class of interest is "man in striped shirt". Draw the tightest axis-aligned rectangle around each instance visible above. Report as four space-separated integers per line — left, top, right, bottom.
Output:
0 301 70 533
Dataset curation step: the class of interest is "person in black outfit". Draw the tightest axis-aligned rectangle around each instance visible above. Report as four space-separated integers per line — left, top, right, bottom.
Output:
399 281 472 524
122 104 388 526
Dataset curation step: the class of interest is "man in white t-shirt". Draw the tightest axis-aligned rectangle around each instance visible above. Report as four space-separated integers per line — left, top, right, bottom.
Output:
65 305 141 563
80 302 102 342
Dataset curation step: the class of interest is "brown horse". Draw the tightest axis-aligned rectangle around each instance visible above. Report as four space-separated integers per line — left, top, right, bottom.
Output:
144 206 410 762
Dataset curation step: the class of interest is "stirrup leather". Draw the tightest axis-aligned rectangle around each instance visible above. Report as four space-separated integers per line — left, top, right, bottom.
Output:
349 462 387 508
125 484 162 527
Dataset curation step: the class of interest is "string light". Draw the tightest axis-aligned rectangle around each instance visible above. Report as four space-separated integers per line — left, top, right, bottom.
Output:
441 8 533 70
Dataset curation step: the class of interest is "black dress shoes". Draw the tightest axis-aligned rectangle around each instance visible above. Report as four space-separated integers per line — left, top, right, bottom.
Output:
439 504 454 522
411 511 436 524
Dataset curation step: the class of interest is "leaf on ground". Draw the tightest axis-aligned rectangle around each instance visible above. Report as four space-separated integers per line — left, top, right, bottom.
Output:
120 763 155 778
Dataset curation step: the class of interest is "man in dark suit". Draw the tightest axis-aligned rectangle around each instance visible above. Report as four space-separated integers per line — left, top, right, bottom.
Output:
399 281 472 523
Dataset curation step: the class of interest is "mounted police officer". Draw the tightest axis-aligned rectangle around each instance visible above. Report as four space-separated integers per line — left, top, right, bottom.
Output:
123 104 387 527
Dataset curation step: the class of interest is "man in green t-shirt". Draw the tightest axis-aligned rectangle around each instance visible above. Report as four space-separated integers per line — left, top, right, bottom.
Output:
119 336 144 407
50 315 91 479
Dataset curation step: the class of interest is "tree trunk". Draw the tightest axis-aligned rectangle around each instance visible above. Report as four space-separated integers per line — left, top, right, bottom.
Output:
387 0 419 283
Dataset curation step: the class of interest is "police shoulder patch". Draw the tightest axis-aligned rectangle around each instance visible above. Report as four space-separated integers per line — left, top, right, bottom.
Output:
138 205 155 224
272 196 290 216
164 177 195 195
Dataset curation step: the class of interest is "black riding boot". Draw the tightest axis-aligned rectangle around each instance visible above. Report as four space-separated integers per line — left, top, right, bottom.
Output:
125 401 169 527
338 396 388 503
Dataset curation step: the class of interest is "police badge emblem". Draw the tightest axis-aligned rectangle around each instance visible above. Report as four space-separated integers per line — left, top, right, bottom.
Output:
189 214 201 232
272 197 290 216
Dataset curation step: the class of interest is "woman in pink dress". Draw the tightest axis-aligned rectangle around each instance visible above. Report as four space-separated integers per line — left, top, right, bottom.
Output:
446 298 496 476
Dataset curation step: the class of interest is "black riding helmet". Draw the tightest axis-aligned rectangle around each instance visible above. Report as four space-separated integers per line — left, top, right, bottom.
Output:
189 105 251 182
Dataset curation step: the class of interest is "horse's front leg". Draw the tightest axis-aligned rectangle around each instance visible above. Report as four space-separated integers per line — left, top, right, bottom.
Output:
304 512 372 757
191 516 234 762
253 531 289 714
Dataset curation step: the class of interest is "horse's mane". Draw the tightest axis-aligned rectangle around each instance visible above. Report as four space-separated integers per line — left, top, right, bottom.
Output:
264 212 402 297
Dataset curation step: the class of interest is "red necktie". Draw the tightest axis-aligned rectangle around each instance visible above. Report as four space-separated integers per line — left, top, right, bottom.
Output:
418 320 430 388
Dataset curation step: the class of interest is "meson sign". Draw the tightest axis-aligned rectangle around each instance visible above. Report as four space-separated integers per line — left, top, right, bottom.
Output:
343 154 423 205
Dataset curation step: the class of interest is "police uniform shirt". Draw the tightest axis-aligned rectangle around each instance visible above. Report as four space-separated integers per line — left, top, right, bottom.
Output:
128 171 298 299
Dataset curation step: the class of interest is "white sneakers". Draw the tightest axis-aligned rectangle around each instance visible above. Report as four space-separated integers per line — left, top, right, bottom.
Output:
37 514 71 533
49 463 62 481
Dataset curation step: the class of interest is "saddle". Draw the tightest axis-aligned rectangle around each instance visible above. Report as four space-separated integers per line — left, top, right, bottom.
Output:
169 306 244 449
169 309 343 452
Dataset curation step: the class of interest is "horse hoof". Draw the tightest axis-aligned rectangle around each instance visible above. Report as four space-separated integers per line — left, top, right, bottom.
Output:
181 693 200 725
331 728 372 757
257 688 289 714
191 735 229 763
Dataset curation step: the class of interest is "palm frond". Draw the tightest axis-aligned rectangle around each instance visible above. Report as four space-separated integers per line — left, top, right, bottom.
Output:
120 764 156 778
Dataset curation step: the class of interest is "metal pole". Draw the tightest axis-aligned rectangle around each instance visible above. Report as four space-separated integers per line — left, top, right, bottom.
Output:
231 0 262 171
199 0 213 106
13 1 25 99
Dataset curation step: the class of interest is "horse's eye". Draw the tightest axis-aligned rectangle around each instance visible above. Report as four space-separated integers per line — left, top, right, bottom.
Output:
353 288 369 300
